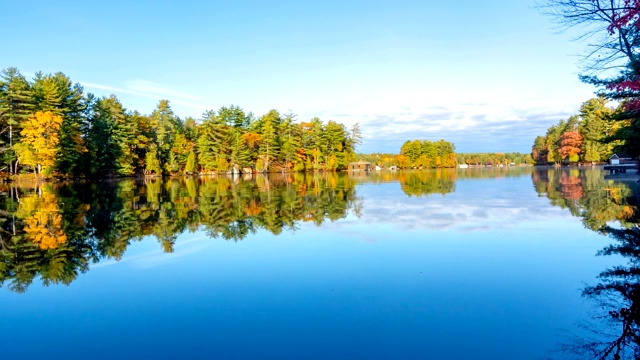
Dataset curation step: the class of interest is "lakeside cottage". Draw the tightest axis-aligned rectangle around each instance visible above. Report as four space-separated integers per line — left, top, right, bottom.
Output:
609 154 620 165
348 161 371 172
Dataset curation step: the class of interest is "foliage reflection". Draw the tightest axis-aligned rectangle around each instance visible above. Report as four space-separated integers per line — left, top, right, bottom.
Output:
533 167 640 359
0 168 536 293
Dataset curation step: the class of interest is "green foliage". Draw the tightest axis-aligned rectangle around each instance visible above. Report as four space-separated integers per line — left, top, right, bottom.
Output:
0 67 361 177
531 97 622 164
0 68 35 173
399 139 456 168
145 145 162 175
185 151 197 174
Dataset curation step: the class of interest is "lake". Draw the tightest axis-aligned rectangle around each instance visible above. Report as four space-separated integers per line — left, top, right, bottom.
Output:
1 167 638 359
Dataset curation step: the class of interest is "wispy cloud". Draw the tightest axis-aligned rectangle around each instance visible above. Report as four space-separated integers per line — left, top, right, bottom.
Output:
82 80 211 112
92 233 212 270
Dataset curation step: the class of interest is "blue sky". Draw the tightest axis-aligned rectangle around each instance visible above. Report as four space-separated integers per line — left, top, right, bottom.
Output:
1 0 596 153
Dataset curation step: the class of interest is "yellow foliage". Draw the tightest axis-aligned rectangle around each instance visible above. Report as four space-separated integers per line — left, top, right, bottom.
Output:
17 188 67 250
16 111 62 174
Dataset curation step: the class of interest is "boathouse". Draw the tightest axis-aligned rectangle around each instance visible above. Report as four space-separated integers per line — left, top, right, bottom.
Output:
348 161 371 172
609 154 620 165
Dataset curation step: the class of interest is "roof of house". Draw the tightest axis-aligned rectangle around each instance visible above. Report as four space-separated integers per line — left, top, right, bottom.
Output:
610 154 620 159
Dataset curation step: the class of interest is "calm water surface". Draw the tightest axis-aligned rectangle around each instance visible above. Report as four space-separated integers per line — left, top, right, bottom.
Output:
1 168 638 359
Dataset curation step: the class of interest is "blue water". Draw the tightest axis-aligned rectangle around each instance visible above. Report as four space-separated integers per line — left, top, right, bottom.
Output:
0 169 618 359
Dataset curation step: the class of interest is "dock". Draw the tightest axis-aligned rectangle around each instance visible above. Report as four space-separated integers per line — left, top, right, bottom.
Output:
604 164 639 174
604 172 640 182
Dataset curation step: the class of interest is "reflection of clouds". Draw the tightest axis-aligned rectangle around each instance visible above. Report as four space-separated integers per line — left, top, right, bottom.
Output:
346 182 573 232
92 233 211 269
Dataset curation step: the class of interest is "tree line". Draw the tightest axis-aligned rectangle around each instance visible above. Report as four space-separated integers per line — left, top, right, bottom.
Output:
531 97 624 164
0 67 362 178
455 152 533 166
357 151 533 168
354 140 458 169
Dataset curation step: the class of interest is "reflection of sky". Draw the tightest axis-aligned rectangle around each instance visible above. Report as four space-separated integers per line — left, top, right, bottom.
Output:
0 171 618 360
351 176 575 232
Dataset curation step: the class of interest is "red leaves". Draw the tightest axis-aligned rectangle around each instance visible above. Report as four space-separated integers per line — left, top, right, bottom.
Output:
607 77 640 111
607 0 640 34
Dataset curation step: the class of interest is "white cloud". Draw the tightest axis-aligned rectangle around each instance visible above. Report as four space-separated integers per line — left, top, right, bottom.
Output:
82 80 211 112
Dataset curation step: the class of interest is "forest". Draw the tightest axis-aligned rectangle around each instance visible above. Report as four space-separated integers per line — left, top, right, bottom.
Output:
531 97 630 164
0 68 362 178
357 150 533 168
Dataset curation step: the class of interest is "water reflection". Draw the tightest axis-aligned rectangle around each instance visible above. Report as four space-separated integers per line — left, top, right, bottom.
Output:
532 167 637 231
0 167 551 293
532 167 640 359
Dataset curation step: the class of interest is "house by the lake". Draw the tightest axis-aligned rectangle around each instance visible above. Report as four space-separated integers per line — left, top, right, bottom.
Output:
609 154 620 165
348 161 371 172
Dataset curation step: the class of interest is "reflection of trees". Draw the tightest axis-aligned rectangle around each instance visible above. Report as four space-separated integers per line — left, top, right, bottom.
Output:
0 184 97 293
397 169 456 197
538 170 640 359
582 225 640 359
0 172 359 292
0 167 539 292
532 168 637 230
560 222 640 359
17 187 67 250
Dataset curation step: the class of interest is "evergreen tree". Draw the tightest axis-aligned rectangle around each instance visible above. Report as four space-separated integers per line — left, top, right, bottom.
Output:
0 68 35 174
579 97 614 161
258 110 280 170
185 150 197 174
197 110 231 171
279 113 302 170
149 100 181 172
145 144 162 175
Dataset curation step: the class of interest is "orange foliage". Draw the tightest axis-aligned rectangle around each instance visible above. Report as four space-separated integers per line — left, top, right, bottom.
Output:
559 131 583 159
242 132 261 148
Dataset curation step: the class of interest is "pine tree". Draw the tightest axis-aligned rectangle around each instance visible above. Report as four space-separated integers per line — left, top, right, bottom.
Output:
279 113 302 171
145 145 162 175
150 100 181 172
324 120 347 170
579 97 614 161
258 110 280 170
185 150 197 174
197 110 231 171
229 129 251 168
0 68 35 174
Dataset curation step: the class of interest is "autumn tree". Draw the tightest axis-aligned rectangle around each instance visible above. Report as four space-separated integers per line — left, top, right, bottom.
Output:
559 131 584 162
532 136 548 164
14 111 62 175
